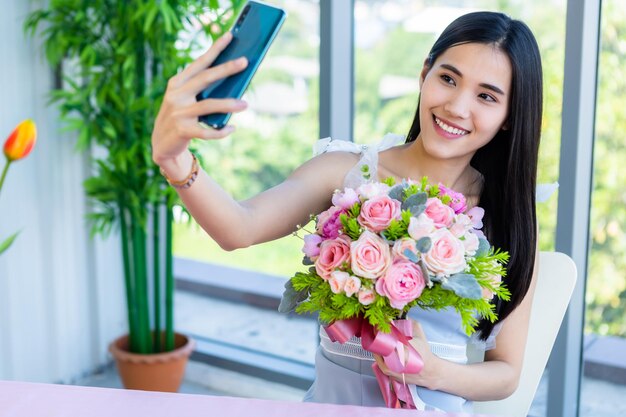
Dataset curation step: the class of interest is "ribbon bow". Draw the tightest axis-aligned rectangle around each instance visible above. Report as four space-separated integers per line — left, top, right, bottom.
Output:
324 317 424 409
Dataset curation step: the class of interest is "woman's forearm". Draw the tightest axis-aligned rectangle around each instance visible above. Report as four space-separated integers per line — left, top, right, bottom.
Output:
426 357 519 401
158 150 256 250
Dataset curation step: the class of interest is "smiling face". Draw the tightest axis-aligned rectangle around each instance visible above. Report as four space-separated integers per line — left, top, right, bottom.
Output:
417 42 512 163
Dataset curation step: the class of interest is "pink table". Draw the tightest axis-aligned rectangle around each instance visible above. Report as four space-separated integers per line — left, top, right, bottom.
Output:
0 380 492 417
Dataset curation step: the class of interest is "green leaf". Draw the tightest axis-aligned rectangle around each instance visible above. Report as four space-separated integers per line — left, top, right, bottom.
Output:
441 274 483 300
406 204 425 217
388 184 406 201
403 248 419 263
278 279 308 313
0 232 20 255
476 238 490 257
402 192 427 209
415 236 431 253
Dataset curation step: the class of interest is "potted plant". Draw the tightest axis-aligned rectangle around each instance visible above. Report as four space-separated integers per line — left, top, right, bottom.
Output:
25 0 244 391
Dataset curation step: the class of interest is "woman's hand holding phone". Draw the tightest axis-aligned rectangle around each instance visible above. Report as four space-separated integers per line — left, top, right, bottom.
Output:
151 32 248 179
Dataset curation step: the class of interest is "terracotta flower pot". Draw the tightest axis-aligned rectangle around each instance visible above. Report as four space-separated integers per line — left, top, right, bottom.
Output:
109 333 195 392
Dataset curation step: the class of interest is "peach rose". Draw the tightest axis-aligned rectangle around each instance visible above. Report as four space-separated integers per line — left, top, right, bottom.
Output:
421 229 467 276
358 195 402 232
375 260 426 309
358 288 376 305
329 271 349 294
350 230 391 279
424 198 455 228
392 238 418 261
343 275 362 297
315 236 351 280
408 213 436 241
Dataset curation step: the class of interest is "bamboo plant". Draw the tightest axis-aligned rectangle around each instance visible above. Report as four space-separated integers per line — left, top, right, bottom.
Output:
25 0 244 354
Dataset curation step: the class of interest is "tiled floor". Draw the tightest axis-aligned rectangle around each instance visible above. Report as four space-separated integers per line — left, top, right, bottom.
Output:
76 289 626 417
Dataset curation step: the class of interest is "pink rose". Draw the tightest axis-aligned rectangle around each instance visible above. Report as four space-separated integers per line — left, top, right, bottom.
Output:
329 271 349 294
462 232 479 256
350 230 391 279
392 238 418 261
421 229 467 276
357 182 390 200
332 188 360 210
439 184 467 214
315 236 351 280
343 275 362 297
358 195 402 232
375 260 426 309
358 288 376 305
316 206 344 239
302 234 323 259
424 198 455 228
408 213 435 240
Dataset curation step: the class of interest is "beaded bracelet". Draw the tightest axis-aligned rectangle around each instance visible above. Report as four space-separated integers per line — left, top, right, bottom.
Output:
159 153 199 189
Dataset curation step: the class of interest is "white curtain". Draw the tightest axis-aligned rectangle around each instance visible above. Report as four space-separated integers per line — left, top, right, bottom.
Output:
0 1 125 383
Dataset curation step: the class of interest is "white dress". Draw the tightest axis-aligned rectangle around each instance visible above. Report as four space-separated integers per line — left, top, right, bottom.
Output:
302 134 502 412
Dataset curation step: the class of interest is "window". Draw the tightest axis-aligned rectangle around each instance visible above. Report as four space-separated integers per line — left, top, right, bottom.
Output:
581 1 626 415
173 0 320 381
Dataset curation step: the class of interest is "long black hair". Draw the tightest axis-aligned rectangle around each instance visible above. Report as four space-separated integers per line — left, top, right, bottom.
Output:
406 12 543 339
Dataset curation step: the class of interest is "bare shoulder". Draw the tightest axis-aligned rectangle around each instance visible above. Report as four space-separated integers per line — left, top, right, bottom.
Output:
289 150 361 191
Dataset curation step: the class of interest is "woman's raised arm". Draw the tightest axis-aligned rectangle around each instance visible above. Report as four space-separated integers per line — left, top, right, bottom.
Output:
152 33 358 250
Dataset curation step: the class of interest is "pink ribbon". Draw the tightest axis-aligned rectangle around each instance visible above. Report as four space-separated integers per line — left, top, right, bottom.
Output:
324 317 424 409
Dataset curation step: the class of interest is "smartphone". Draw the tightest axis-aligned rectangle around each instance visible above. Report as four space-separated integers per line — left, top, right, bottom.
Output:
196 1 287 129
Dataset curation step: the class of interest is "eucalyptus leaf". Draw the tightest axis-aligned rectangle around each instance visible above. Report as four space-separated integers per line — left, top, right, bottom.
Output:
403 249 419 263
416 236 432 253
302 256 314 266
442 274 483 299
406 204 426 217
388 184 406 202
278 280 309 313
476 238 491 257
402 192 427 210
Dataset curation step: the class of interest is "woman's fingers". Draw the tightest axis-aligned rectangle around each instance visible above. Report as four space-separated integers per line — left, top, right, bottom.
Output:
176 32 234 84
189 124 236 140
181 57 248 96
185 98 248 117
411 319 426 340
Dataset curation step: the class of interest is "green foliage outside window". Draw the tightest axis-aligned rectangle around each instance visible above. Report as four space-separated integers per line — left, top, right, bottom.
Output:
174 0 626 338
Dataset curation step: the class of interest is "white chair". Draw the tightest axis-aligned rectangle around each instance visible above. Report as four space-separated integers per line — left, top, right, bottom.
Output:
471 251 578 417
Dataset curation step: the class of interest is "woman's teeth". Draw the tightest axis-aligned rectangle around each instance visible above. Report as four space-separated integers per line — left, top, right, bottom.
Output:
435 117 468 135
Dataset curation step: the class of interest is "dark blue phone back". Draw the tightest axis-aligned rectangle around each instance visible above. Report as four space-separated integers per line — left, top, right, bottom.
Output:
197 1 286 129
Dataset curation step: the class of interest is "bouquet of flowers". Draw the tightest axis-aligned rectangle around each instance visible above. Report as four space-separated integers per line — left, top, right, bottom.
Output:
280 175 510 408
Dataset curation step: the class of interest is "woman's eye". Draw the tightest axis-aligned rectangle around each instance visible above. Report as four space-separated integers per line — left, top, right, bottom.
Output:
479 93 496 102
440 74 455 85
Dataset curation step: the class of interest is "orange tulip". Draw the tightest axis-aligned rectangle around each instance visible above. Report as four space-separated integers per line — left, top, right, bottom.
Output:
3 119 37 162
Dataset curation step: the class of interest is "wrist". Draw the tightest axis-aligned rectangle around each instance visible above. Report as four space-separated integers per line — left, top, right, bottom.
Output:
423 355 446 392
158 151 200 189
157 151 194 182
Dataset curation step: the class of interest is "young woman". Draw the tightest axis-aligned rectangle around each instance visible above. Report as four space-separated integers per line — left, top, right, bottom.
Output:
152 11 542 412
